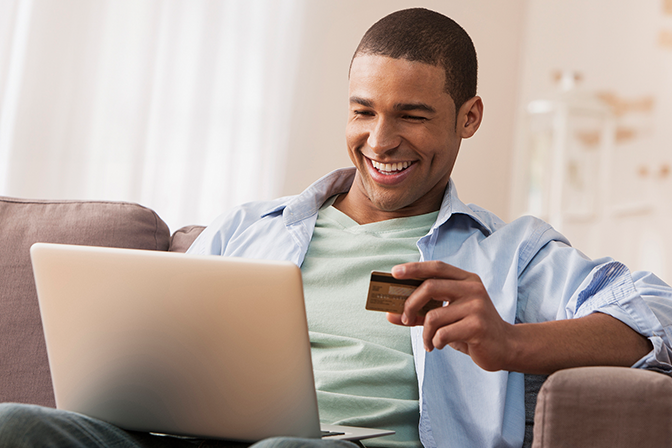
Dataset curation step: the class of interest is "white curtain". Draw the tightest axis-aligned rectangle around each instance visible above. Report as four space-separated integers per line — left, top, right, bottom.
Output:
0 0 305 231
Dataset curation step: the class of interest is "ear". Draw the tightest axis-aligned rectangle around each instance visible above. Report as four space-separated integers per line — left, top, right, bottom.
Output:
457 96 483 139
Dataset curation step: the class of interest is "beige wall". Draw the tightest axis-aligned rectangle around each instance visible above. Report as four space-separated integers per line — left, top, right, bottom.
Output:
280 1 528 222
510 0 672 282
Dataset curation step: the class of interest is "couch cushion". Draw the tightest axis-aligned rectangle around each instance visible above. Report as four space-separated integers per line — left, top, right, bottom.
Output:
169 225 205 253
0 196 171 407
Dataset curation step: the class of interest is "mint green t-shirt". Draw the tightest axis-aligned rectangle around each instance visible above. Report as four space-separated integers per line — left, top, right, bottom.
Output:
300 198 438 448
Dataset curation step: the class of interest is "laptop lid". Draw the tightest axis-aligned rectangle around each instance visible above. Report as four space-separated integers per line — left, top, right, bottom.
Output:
31 243 393 443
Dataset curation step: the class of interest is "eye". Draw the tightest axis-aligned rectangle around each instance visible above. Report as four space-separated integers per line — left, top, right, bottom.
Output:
402 114 428 122
352 110 375 120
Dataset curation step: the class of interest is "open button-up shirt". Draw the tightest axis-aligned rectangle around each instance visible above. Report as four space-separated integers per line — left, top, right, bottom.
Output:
188 168 672 448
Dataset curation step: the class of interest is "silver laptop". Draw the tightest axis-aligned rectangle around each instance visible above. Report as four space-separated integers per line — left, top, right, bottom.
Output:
30 242 394 443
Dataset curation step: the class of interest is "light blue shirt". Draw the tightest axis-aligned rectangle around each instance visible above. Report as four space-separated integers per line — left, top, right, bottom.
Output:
188 168 672 448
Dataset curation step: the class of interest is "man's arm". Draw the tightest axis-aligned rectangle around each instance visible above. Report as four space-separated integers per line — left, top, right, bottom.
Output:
387 260 653 375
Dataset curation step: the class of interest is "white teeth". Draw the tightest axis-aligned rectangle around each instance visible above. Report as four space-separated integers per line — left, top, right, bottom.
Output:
372 160 410 173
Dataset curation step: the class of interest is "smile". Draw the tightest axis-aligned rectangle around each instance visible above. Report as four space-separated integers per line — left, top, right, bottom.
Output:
371 160 412 174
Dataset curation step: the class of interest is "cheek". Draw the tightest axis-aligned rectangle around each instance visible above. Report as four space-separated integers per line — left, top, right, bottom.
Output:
433 146 459 176
427 133 458 161
344 127 360 165
345 121 368 148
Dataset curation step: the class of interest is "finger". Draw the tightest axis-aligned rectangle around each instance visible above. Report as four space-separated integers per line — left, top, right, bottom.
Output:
393 262 474 323
401 278 463 324
421 303 470 351
392 260 470 281
431 319 470 351
387 312 403 325
387 312 425 326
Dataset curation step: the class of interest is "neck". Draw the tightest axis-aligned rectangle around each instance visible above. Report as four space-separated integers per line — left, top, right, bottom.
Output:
332 185 444 225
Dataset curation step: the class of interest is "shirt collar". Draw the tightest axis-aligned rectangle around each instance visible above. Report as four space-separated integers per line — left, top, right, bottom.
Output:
434 178 494 237
264 167 495 236
262 168 356 224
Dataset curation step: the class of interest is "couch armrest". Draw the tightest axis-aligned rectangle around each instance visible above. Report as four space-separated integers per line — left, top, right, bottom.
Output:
532 366 672 448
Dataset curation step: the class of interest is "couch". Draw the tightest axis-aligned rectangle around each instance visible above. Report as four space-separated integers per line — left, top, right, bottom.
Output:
2 195 672 447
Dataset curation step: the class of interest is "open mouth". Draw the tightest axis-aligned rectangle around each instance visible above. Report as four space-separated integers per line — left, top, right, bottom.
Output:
371 159 412 175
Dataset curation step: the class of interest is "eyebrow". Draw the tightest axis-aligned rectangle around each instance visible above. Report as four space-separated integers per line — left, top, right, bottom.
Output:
395 102 436 113
349 96 436 114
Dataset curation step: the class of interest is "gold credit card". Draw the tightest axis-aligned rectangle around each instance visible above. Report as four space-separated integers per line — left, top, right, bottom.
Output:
365 271 442 315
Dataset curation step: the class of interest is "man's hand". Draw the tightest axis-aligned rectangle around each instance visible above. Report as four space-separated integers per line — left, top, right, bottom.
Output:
386 260 516 372
387 261 653 374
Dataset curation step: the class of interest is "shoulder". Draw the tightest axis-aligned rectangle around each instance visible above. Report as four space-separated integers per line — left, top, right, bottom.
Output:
187 196 293 255
465 203 561 245
458 204 571 271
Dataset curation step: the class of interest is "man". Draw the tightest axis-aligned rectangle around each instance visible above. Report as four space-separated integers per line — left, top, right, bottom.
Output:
186 7 671 447
1 7 671 448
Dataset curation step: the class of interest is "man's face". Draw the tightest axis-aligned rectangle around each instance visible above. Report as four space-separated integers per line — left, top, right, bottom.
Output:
344 55 465 221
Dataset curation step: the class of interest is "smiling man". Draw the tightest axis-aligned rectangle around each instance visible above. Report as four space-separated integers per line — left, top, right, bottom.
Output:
1 7 671 448
184 8 670 448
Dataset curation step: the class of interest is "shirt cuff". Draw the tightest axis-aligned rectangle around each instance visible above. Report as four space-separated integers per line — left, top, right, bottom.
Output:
632 336 672 374
573 262 672 374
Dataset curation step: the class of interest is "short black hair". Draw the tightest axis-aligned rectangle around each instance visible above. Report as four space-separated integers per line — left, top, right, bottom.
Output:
352 8 478 111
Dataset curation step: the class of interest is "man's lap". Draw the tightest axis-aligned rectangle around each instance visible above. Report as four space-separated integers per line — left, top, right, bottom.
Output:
0 403 357 448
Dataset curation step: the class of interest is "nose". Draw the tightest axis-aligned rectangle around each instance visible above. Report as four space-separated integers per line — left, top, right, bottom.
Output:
368 117 400 154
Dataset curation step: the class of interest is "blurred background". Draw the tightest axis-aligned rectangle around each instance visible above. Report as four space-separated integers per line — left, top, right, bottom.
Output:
1 0 671 282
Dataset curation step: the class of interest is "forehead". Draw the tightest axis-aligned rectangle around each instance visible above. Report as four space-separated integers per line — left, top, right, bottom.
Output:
349 55 452 108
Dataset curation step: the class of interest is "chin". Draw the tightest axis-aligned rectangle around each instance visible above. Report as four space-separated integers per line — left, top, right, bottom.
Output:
368 196 411 213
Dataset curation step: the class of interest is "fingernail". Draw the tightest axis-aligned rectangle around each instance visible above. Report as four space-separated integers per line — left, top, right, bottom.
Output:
401 313 409 325
392 265 405 276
